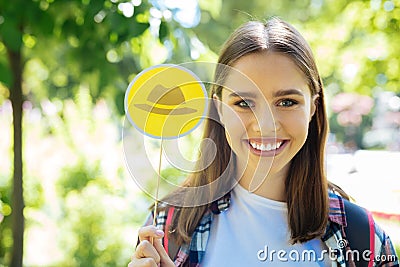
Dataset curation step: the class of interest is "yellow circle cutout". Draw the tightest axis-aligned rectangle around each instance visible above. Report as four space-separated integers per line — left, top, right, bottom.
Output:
124 64 207 139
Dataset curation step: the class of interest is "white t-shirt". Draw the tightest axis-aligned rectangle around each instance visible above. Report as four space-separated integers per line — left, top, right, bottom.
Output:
201 184 331 266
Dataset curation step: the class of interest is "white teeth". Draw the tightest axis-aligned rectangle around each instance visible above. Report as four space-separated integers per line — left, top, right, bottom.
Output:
276 142 283 148
276 141 282 149
249 141 283 152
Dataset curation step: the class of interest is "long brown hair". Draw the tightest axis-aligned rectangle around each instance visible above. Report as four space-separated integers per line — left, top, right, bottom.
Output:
161 17 338 246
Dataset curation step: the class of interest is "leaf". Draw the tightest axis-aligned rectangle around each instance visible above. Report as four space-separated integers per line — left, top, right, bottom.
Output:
159 21 169 42
0 18 22 52
115 90 125 116
130 22 149 37
24 1 54 36
0 61 13 87
108 12 128 35
38 11 55 36
61 19 80 37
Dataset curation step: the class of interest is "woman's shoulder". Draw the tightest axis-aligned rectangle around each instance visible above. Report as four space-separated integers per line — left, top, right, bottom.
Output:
144 193 230 230
328 190 374 230
327 191 347 226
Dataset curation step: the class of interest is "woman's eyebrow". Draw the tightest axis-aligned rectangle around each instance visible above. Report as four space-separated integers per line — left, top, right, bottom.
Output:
228 89 305 99
273 89 305 97
228 92 258 98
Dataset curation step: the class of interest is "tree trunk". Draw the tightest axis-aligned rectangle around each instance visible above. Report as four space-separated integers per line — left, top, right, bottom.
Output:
8 49 24 267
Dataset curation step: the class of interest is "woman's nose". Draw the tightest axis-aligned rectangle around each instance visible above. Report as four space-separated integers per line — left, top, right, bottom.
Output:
251 108 279 134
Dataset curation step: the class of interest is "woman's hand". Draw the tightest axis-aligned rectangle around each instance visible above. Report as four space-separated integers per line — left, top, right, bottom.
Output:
128 225 175 267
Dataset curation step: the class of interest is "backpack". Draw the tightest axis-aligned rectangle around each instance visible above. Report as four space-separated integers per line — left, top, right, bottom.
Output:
343 198 375 267
164 201 376 266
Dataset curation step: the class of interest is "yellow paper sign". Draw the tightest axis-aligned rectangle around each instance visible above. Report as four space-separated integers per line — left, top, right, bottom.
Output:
124 64 207 139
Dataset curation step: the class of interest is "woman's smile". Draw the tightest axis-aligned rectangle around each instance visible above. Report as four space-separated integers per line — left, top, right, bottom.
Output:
244 138 289 157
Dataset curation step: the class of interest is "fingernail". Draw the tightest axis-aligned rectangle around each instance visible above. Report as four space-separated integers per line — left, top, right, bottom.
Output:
155 230 164 237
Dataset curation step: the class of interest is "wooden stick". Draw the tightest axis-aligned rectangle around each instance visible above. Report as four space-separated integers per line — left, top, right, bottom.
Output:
151 138 163 244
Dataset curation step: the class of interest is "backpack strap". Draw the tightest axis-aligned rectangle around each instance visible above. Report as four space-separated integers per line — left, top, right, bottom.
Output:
367 211 375 267
343 199 375 267
164 206 179 261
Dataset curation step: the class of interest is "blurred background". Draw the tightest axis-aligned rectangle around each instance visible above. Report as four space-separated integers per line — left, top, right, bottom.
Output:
0 0 399 266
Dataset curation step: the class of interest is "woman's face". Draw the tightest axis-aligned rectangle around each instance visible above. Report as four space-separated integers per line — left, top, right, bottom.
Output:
215 52 316 185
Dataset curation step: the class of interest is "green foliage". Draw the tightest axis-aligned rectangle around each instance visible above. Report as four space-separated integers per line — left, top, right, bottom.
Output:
0 186 12 265
23 176 45 210
3 92 148 266
57 160 101 198
0 61 12 88
0 12 22 52
159 20 169 42
57 183 132 267
397 247 400 262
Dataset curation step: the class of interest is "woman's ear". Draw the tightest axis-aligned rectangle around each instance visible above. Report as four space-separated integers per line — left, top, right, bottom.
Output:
310 94 319 121
213 93 223 122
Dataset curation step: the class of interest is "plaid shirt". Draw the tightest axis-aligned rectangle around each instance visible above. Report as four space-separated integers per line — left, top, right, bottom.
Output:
146 192 399 267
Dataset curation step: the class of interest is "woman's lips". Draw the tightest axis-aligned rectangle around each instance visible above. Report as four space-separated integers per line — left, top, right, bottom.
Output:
246 138 288 157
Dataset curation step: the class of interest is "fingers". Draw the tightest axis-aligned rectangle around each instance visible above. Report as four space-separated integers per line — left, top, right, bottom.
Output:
136 240 161 262
127 258 158 267
152 238 175 266
129 240 160 267
129 226 175 267
138 225 164 242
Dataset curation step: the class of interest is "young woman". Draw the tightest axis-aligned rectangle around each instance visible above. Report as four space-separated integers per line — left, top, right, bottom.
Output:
129 18 399 267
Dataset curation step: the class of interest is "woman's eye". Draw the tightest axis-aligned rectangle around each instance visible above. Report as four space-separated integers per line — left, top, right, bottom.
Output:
235 100 254 108
278 99 297 107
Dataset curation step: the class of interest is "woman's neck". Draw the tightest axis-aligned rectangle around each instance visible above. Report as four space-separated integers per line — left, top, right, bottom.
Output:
238 165 288 202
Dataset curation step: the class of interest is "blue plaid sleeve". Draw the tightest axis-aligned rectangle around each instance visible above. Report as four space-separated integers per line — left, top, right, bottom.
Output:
373 223 399 267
